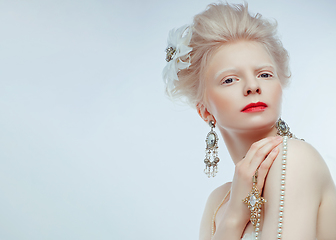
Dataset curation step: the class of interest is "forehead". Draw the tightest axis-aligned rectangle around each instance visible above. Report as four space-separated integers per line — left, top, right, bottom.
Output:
205 41 276 77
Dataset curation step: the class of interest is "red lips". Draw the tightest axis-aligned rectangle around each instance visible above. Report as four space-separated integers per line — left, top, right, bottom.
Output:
241 102 268 113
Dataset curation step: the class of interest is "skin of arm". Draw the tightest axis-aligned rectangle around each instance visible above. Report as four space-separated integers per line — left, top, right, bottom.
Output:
199 138 336 240
261 139 336 240
199 182 238 240
199 137 283 240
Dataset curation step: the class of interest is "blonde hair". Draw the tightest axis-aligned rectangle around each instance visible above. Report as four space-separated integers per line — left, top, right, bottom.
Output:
166 3 290 107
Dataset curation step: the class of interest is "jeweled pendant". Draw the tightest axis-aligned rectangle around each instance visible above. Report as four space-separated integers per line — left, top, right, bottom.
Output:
204 120 220 177
243 185 267 227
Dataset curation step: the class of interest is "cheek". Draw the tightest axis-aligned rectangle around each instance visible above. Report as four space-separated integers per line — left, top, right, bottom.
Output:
205 88 236 117
270 82 283 109
275 83 283 102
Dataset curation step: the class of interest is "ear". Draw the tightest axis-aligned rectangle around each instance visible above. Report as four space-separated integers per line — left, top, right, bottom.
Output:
196 102 216 125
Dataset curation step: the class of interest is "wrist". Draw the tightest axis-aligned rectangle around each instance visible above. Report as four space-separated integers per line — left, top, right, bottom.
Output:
222 216 242 230
216 204 249 234
224 202 249 229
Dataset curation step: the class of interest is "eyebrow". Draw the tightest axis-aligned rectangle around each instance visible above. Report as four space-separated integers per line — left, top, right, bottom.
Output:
214 68 237 80
255 65 276 71
214 65 276 80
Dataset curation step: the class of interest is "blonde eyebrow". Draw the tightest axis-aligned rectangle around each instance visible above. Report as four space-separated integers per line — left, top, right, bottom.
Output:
214 68 237 80
255 65 276 72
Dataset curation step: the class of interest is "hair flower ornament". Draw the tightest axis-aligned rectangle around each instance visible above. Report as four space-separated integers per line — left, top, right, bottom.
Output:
162 24 193 91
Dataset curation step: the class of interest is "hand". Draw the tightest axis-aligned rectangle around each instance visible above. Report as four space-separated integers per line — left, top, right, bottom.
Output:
221 136 283 228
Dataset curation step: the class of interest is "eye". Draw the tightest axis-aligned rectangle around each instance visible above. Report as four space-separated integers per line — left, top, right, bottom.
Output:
221 77 237 85
259 73 273 78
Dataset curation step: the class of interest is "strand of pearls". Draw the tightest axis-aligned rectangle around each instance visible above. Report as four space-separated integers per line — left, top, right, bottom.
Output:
212 136 289 240
277 136 288 239
254 212 261 239
254 136 288 240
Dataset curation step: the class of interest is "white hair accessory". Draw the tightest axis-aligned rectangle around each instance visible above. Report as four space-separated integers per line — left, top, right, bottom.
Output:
162 25 193 93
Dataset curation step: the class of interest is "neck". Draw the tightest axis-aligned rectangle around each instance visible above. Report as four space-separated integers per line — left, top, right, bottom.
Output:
220 125 278 165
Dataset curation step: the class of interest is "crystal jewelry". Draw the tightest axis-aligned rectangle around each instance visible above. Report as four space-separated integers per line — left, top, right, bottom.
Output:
204 120 220 177
242 169 266 239
212 136 300 239
276 118 304 140
162 25 193 93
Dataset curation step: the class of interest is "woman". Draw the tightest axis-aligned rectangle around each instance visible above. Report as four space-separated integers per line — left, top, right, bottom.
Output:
162 3 336 240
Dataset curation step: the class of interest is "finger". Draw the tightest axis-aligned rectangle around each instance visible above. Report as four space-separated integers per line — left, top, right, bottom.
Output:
248 136 282 171
244 136 281 164
256 146 280 191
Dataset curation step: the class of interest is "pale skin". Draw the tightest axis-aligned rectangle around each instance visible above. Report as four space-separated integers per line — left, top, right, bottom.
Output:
197 41 336 240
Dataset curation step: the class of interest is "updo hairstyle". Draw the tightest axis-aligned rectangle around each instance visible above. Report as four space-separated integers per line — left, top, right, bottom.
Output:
167 3 290 107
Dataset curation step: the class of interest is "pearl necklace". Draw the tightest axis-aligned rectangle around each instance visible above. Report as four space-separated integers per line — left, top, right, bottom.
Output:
211 136 289 240
277 136 288 240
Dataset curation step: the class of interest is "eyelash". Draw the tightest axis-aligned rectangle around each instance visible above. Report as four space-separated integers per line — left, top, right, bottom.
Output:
221 72 273 85
258 72 273 78
221 77 238 85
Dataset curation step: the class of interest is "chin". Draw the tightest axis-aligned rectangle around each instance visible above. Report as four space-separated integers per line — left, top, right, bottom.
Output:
250 115 279 130
236 114 279 132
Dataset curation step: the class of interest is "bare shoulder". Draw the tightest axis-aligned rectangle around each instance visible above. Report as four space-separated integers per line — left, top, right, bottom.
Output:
199 182 231 240
291 140 336 238
262 138 336 239
207 182 232 209
263 138 327 205
286 139 333 190
265 138 330 194
288 138 324 163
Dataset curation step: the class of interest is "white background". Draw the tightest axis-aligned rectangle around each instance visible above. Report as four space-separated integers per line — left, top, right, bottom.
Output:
0 0 335 239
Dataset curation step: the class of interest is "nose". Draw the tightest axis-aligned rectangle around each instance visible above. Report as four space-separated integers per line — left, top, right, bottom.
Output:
243 76 261 96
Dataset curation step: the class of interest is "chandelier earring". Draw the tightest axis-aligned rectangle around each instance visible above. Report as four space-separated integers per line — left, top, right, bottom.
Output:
204 120 220 178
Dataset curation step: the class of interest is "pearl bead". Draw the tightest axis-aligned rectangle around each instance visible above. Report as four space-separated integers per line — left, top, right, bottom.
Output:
274 137 288 239
257 214 261 218
256 223 260 227
256 227 259 232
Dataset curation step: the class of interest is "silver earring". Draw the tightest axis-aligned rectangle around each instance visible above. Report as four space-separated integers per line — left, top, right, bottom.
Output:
276 118 304 141
204 120 220 178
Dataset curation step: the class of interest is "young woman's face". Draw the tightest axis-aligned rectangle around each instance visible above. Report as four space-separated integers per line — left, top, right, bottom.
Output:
202 41 283 133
